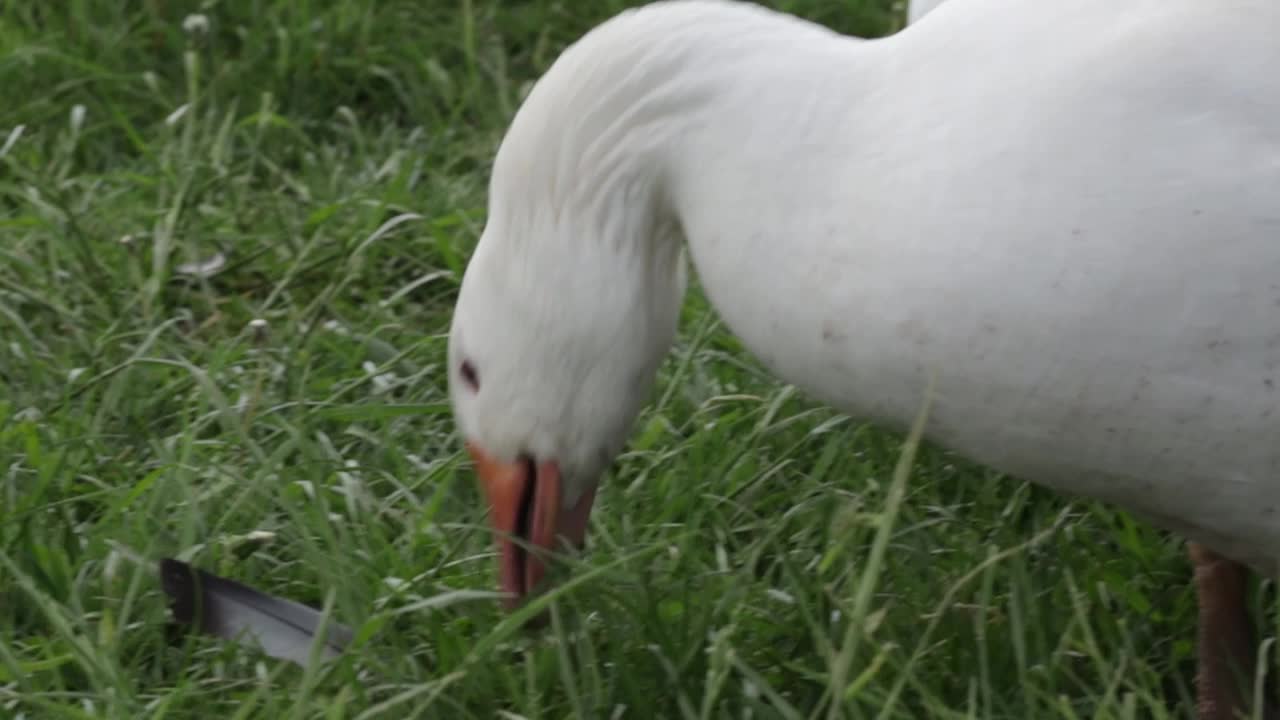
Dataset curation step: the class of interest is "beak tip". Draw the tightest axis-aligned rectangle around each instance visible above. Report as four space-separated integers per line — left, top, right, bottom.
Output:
470 445 599 618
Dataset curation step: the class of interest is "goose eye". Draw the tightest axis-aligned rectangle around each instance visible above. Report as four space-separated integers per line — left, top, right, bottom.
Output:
460 360 480 392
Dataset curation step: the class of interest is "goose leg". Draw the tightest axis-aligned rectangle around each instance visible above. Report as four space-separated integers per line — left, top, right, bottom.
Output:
1188 542 1265 720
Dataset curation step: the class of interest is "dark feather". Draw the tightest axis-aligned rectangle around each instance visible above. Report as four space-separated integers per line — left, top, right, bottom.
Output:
159 558 353 666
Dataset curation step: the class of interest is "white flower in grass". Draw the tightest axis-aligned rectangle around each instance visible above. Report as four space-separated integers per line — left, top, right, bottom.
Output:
103 549 122 584
248 318 269 343
182 14 209 36
69 104 85 134
337 458 372 518
337 459 362 487
175 251 225 278
362 360 398 394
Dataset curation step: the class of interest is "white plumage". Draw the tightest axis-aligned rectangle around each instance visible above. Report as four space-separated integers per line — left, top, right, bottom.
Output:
449 2 1280 715
907 0 948 24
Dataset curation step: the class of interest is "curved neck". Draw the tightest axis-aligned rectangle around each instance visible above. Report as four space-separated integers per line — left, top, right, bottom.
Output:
485 0 892 424
490 1 858 259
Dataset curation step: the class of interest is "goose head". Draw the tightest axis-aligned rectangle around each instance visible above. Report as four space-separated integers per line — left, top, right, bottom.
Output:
447 15 691 605
448 213 686 609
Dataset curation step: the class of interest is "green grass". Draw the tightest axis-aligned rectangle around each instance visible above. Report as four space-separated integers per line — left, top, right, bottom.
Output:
0 0 1256 717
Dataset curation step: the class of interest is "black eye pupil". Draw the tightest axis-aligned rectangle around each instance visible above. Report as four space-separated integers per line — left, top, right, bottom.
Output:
460 360 479 391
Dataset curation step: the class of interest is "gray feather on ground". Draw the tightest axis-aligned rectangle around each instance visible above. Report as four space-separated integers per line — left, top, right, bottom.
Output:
159 558 354 666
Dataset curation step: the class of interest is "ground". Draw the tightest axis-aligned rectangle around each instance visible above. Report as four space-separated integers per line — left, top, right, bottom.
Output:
0 1 1230 717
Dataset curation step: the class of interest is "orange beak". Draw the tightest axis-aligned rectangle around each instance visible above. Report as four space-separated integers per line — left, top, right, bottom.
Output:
467 442 597 609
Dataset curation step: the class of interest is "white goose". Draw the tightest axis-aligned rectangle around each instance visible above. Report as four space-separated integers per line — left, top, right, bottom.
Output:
447 1 1280 717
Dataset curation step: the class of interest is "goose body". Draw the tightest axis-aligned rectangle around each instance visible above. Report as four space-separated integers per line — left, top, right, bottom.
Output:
447 1 1280 711
661 1 1280 572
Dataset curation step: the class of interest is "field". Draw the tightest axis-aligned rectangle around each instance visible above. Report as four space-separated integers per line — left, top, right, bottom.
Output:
0 1 1234 718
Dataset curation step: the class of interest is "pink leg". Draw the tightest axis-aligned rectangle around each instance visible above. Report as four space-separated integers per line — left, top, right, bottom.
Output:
1188 542 1269 720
